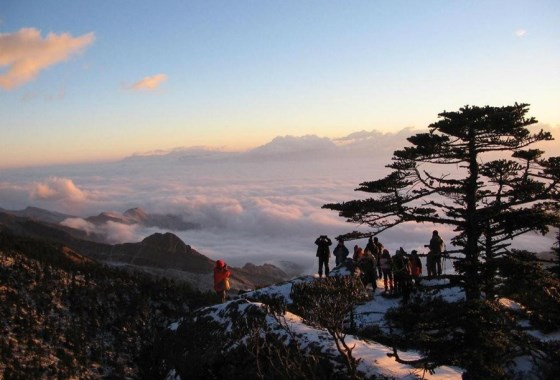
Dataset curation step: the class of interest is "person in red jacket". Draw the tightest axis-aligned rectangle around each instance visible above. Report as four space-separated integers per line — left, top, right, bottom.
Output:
409 250 422 279
213 259 231 303
409 250 423 292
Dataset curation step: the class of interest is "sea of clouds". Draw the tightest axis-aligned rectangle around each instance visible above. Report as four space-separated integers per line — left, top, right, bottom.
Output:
1 127 558 274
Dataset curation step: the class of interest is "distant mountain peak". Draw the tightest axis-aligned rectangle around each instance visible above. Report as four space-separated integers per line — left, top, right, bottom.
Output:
141 232 189 253
249 135 336 155
0 206 73 224
123 207 149 222
86 211 130 225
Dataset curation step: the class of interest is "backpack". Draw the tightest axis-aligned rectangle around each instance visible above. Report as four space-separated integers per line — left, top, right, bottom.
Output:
393 254 409 275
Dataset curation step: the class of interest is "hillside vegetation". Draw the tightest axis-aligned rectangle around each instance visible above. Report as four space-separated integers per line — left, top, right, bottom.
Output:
0 229 214 379
1 227 559 379
161 260 560 379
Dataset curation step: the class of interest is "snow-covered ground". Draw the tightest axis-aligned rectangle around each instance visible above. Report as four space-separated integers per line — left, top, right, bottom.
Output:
166 264 558 379
238 271 463 378
166 268 463 379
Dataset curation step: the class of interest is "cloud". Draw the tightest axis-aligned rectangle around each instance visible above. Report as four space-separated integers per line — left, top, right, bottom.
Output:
101 221 142 244
515 29 527 38
31 177 86 201
128 74 167 91
2 128 556 271
60 217 150 244
0 28 94 90
60 217 96 234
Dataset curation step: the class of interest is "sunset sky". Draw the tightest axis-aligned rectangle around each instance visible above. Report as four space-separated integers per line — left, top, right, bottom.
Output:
1 1 559 168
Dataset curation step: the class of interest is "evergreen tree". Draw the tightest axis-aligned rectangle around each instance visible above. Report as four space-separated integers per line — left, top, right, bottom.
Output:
551 225 560 278
324 104 560 377
324 103 560 301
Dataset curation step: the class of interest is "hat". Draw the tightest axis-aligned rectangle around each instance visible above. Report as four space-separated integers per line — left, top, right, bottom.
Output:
216 259 225 268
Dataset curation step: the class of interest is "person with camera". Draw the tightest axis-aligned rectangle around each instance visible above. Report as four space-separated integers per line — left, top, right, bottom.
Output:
213 259 231 303
315 235 332 278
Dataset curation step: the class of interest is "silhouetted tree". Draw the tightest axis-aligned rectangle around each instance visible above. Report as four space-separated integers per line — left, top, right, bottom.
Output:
550 215 560 278
324 103 560 301
324 104 560 378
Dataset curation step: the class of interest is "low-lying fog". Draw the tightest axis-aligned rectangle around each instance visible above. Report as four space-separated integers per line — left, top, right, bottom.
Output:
1 129 558 274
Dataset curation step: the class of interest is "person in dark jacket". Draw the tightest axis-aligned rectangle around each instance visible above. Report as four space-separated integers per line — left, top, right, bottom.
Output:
379 249 394 293
366 237 377 257
315 235 332 277
428 230 445 276
358 250 377 296
333 239 349 266
392 248 412 302
373 237 383 277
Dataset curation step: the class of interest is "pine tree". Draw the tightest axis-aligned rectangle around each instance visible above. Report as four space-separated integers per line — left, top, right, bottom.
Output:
324 104 560 377
324 103 560 301
551 226 560 278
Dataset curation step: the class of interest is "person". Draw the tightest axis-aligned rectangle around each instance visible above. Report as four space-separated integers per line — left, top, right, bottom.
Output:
379 249 394 293
428 230 445 276
409 250 422 285
358 250 377 296
366 237 377 257
315 235 332 278
333 239 349 266
213 259 231 303
373 237 383 277
392 248 412 302
353 245 365 261
426 249 436 277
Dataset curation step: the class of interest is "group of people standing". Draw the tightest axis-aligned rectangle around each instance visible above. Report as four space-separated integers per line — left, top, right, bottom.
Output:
315 230 446 301
212 230 446 304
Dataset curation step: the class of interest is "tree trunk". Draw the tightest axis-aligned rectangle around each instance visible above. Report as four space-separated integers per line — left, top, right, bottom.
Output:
465 126 481 301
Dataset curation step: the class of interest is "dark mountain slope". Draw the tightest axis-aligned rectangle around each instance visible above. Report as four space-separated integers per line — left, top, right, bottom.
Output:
0 206 73 223
0 211 289 290
103 232 215 273
0 229 213 379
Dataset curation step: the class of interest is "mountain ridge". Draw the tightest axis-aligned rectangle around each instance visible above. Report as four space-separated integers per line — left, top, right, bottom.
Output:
0 209 290 290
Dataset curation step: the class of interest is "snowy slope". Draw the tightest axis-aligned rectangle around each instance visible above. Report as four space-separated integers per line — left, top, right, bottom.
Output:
165 263 558 379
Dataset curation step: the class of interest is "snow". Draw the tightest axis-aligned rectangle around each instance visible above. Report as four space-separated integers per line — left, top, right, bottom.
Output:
165 369 181 380
249 277 463 378
526 329 560 342
498 297 525 311
167 321 180 331
195 297 463 379
498 297 560 342
284 308 463 379
166 265 558 379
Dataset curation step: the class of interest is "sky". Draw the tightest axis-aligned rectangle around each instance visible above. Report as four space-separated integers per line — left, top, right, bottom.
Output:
1 0 559 168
